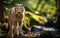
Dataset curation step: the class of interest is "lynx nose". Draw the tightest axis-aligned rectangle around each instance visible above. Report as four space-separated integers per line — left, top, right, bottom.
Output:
16 12 20 14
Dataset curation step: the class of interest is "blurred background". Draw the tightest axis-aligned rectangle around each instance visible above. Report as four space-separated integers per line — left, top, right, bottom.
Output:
0 0 60 38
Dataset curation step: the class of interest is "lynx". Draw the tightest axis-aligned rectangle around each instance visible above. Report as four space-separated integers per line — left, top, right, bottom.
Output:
8 4 25 37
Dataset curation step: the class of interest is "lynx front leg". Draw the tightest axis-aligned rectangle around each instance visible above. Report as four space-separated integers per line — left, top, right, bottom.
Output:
19 20 24 35
14 22 17 35
11 21 15 38
16 22 20 36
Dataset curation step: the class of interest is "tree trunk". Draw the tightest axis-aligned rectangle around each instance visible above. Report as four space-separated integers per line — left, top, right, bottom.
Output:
0 0 4 23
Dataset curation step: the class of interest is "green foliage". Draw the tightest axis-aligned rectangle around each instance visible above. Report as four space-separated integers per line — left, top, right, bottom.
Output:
3 0 57 29
0 0 58 38
25 11 47 24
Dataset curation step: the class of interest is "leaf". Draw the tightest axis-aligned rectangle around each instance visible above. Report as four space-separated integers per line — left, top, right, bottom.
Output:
23 16 30 30
4 15 9 19
25 11 47 24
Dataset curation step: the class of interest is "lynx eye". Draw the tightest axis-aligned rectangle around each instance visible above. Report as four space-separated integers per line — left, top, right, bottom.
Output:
16 8 23 10
16 8 20 10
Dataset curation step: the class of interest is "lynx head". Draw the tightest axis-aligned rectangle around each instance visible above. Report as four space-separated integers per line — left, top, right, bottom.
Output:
15 4 25 17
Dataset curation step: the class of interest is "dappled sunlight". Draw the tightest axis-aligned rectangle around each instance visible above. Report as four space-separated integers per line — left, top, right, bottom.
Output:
0 0 59 38
25 11 47 24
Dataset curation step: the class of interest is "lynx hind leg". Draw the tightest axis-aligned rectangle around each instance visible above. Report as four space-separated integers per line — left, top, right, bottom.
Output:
8 20 13 37
11 25 14 38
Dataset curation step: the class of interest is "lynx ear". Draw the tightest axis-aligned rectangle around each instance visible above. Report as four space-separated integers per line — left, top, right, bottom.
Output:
20 4 24 7
15 4 24 7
